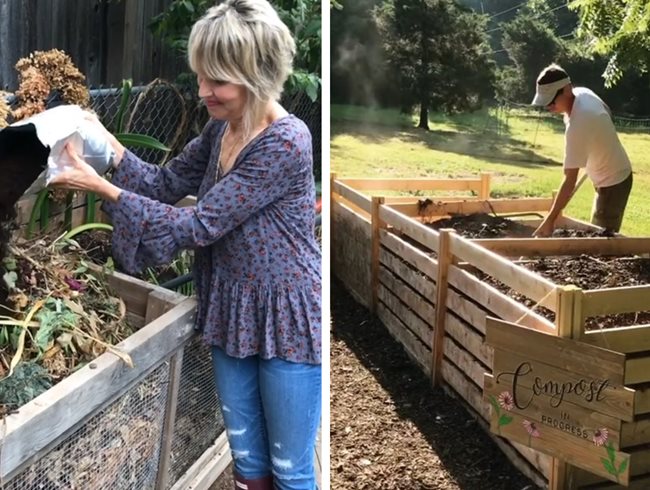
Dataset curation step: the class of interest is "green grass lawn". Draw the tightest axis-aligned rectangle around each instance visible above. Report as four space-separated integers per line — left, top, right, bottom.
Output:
331 104 650 236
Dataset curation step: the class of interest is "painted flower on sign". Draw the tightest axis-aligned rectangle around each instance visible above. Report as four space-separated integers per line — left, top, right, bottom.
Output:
593 428 609 446
523 419 540 446
498 391 514 411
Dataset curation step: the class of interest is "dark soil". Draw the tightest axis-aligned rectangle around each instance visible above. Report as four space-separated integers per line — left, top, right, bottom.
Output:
74 229 113 264
426 213 614 239
331 279 539 490
478 255 650 329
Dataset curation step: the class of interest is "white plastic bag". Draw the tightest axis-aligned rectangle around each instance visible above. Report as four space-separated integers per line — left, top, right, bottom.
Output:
11 105 115 195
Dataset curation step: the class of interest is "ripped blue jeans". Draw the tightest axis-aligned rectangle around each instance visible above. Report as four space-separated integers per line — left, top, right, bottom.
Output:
211 347 321 490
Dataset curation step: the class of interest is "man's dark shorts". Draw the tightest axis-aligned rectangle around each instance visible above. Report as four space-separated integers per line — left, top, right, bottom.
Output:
591 172 633 232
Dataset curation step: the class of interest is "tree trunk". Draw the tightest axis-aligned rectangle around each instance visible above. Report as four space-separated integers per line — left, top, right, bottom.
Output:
418 103 429 130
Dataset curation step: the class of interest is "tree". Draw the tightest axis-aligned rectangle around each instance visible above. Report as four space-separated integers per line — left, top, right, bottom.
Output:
374 0 494 130
150 0 321 100
570 0 650 87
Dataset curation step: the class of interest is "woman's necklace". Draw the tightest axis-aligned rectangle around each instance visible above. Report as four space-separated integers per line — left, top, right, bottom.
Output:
217 123 243 180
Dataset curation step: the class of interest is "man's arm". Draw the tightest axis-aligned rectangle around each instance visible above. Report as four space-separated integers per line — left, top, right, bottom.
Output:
534 167 579 237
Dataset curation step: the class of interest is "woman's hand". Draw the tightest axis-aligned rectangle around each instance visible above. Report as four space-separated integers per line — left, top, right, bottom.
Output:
82 110 126 167
49 143 122 202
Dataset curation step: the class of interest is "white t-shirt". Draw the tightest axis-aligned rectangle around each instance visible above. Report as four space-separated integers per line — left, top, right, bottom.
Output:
564 87 631 188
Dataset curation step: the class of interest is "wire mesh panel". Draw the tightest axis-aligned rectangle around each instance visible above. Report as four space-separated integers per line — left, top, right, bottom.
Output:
4 363 170 490
167 337 224 488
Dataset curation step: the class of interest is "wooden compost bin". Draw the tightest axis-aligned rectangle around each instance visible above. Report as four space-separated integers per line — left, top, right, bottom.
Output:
1 194 229 490
0 271 230 490
332 175 650 489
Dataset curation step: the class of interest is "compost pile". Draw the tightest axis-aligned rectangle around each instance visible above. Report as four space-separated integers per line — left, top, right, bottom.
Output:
477 255 650 329
331 280 539 490
0 232 135 416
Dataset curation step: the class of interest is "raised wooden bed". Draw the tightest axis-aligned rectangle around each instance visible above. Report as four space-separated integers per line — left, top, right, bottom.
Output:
332 174 650 489
0 261 227 489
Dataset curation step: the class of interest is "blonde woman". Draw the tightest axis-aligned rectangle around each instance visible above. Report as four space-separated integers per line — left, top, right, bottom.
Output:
51 1 321 489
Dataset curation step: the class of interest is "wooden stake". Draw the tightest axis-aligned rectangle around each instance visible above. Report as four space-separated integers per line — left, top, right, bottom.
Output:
549 285 582 490
370 196 385 313
432 228 453 385
480 172 491 200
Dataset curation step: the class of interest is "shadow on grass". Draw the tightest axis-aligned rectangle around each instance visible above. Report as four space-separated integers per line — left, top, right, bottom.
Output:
331 118 561 169
331 279 540 490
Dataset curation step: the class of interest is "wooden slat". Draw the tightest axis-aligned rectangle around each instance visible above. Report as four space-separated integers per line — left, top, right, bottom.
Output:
104 269 158 317
394 197 554 218
486 318 626 384
625 356 650 385
432 229 452 385
440 358 488 420
379 205 440 251
444 336 487 388
332 180 372 213
573 449 650 487
582 324 650 354
380 230 438 280
337 177 482 192
583 286 650 317
169 432 231 490
377 302 432 373
379 249 437 303
473 237 650 258
382 195 480 204
621 417 650 447
445 314 492 367
446 288 489 334
449 234 557 311
377 284 433 348
447 265 556 334
1 298 197 481
370 196 385 312
378 265 436 326
636 386 650 415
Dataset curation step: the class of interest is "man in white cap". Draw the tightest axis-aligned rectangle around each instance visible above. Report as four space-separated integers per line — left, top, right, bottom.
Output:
531 63 633 237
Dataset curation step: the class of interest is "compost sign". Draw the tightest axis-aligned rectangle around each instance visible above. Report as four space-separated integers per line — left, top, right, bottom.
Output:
483 317 635 486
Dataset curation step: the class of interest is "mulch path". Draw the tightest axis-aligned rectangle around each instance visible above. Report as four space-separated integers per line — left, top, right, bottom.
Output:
330 279 540 490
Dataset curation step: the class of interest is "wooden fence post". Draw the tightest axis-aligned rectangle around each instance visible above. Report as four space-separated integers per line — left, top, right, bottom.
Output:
370 196 385 312
432 228 453 385
549 285 582 490
480 172 491 200
330 172 337 272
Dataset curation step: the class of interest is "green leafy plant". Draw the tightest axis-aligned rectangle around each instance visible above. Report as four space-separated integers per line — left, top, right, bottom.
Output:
601 441 629 483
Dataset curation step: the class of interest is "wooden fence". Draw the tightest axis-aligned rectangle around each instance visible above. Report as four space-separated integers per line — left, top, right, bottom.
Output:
0 0 187 91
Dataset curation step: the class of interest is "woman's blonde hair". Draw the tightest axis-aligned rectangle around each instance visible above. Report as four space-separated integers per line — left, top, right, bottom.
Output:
188 0 296 137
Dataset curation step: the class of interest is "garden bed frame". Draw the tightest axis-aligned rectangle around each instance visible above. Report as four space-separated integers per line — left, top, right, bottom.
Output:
332 174 650 489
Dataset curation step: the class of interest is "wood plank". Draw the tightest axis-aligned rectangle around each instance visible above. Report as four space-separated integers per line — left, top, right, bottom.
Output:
490 409 631 486
440 358 488 420
379 248 437 304
382 195 480 204
486 318 626 384
573 449 650 487
449 234 557 311
446 288 489 334
377 284 433 348
377 302 432 373
379 205 440 252
625 356 650 385
582 324 650 354
492 348 635 422
1 299 197 481
444 336 488 388
169 431 231 490
337 177 482 192
104 269 158 317
445 314 492 367
621 416 650 447
378 266 435 327
397 197 554 219
380 230 438 281
447 265 556 334
332 180 372 213
145 288 186 323
583 286 650 317
473 237 650 258
370 196 384 312
432 229 452 385
155 349 184 490
634 386 650 416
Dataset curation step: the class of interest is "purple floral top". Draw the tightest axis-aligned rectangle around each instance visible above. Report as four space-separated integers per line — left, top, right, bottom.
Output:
102 116 321 364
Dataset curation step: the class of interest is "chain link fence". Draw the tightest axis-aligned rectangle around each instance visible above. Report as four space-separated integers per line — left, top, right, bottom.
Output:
3 81 321 180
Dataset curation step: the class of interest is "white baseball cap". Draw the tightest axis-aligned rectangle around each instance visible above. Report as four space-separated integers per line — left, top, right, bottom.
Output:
531 77 571 106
